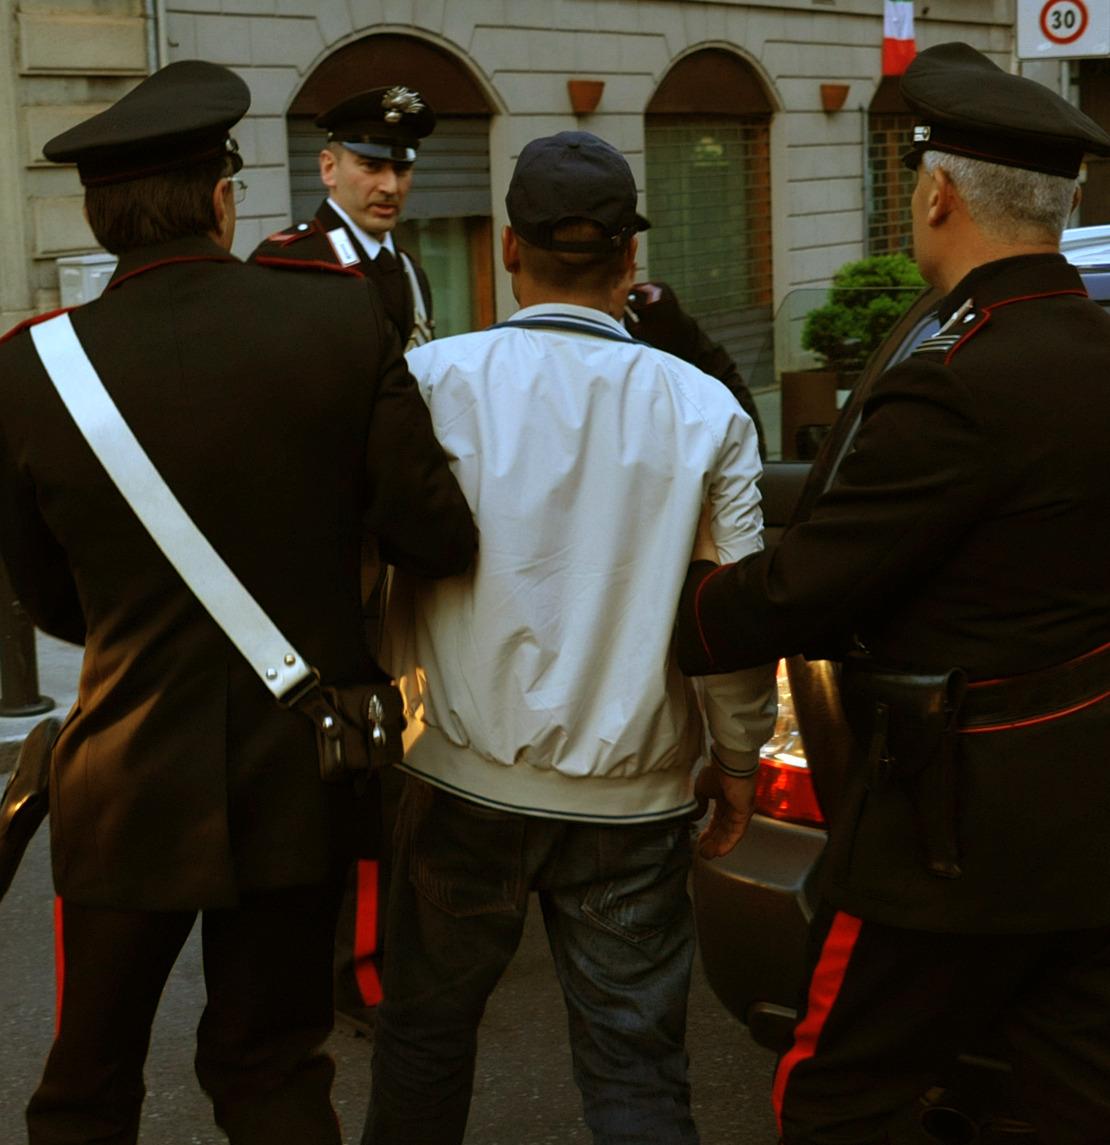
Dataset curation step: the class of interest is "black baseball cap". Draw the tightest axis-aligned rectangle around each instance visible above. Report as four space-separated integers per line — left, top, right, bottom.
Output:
43 60 250 186
900 42 1110 178
316 86 436 163
506 131 650 253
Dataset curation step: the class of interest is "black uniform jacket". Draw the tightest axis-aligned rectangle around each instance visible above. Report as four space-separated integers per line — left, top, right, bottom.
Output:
678 254 1110 933
0 235 475 911
249 201 432 344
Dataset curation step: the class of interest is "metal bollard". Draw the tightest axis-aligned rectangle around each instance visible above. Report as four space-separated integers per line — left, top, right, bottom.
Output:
0 561 54 717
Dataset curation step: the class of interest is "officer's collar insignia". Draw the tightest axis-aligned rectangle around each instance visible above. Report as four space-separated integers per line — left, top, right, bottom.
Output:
913 124 932 143
912 298 978 357
381 87 425 124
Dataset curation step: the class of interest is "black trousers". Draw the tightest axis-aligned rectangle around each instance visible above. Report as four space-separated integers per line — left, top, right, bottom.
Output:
775 906 1110 1145
334 765 404 1015
26 881 345 1145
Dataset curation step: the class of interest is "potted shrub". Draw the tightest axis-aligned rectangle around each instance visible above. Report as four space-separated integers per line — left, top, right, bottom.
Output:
801 252 926 379
780 253 925 458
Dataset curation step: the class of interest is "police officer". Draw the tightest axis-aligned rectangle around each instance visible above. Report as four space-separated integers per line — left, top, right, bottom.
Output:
676 43 1110 1143
0 60 474 1144
253 84 439 1034
250 86 436 349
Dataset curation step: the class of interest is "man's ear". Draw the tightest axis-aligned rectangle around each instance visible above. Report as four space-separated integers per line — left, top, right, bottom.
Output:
502 225 520 274
211 178 234 249
927 166 957 228
319 147 337 190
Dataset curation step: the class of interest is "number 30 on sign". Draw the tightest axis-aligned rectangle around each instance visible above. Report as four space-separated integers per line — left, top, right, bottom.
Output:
1017 0 1110 58
1042 0 1087 44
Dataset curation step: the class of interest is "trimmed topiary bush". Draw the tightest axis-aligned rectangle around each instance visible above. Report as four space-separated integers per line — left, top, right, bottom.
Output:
801 253 926 374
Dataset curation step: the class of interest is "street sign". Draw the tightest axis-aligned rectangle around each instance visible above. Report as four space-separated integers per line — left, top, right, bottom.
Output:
1017 0 1110 59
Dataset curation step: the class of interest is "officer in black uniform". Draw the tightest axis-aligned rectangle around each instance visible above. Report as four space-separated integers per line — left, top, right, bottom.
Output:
250 86 436 349
0 60 475 1144
676 43 1110 1144
252 85 439 1034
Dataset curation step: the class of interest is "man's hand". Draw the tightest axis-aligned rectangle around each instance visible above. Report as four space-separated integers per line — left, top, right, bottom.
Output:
695 758 757 859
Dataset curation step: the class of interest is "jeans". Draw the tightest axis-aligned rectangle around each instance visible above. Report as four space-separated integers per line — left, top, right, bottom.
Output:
363 776 700 1145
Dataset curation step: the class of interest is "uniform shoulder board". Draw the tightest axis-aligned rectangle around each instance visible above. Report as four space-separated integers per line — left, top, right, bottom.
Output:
262 221 317 247
0 307 75 347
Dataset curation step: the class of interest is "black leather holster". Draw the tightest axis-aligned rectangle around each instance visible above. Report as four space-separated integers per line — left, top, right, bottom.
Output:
0 716 59 902
840 657 967 879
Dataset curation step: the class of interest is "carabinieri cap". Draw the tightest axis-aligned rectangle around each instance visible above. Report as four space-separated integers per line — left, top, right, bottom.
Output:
900 42 1110 178
43 60 250 186
316 87 436 163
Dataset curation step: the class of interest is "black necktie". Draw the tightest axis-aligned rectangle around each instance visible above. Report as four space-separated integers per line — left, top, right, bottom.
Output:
373 247 408 338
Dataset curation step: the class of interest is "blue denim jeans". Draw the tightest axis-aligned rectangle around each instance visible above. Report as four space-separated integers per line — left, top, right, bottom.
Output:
362 776 700 1145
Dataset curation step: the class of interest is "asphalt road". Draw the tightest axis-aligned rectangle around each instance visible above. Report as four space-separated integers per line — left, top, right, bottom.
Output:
0 828 779 1144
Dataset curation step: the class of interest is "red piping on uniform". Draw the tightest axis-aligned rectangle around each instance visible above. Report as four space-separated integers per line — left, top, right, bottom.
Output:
771 911 863 1134
353 859 383 1007
106 255 236 293
252 256 363 278
694 563 733 669
945 290 1087 364
0 307 75 347
54 897 65 1036
960 690 1110 735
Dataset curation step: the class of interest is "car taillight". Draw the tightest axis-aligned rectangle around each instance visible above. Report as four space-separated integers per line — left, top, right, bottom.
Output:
754 756 825 826
755 662 826 827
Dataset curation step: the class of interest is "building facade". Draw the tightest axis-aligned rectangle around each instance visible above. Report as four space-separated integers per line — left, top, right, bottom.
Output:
3 0 1104 368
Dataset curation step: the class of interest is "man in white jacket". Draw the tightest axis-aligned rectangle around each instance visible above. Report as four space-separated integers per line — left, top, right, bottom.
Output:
363 131 775 1145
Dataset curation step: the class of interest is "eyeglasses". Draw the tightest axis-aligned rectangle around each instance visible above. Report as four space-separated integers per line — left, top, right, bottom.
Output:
226 177 247 205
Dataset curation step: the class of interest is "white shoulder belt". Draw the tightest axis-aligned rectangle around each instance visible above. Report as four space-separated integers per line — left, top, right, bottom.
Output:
29 312 316 704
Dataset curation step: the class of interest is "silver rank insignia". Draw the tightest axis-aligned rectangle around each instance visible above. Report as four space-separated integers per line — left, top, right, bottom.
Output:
912 298 977 357
381 86 424 124
913 125 932 143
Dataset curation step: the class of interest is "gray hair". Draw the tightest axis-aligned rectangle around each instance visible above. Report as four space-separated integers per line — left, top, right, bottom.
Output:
921 150 1077 244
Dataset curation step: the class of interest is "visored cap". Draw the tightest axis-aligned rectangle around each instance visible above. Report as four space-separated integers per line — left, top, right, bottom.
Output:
900 42 1110 177
316 86 436 163
43 60 250 186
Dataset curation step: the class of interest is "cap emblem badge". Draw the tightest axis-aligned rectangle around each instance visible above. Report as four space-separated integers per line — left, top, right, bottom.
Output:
381 86 424 124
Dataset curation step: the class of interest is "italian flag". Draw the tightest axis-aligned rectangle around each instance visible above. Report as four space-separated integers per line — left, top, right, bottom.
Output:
882 1 916 76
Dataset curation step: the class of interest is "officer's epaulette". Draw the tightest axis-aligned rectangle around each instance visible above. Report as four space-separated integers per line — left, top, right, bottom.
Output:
252 255 361 278
911 298 980 360
0 306 76 347
261 221 318 247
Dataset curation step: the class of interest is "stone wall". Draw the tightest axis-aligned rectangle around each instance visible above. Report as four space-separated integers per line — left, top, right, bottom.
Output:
2 0 1024 325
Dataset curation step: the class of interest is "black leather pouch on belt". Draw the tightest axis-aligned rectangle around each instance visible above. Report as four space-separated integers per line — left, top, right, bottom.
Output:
294 682 405 784
0 716 59 903
840 656 968 879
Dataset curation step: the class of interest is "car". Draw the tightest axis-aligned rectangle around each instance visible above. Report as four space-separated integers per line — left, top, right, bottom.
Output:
692 228 1110 1145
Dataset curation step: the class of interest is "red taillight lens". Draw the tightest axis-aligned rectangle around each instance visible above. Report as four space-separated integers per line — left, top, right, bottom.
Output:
753 661 827 826
754 756 825 826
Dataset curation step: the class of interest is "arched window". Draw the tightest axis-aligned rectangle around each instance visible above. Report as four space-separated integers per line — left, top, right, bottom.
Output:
645 49 773 377
288 35 495 334
866 77 915 255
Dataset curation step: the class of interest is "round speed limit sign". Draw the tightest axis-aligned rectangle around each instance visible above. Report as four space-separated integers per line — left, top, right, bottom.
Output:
1040 0 1089 45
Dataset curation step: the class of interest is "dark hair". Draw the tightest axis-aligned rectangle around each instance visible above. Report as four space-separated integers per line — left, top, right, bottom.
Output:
84 154 230 253
516 220 631 292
